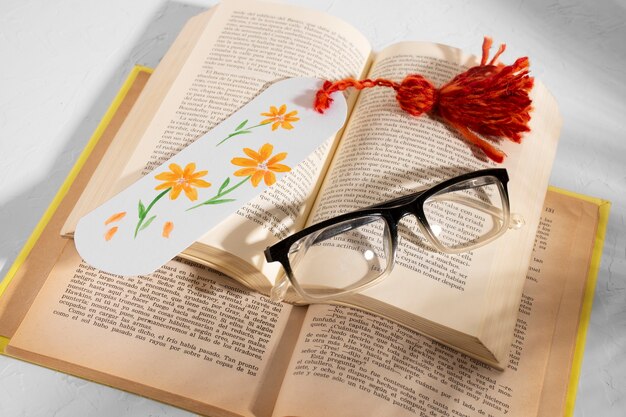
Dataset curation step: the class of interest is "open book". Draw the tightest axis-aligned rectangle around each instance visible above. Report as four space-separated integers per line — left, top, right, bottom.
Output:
0 44 608 417
60 0 561 367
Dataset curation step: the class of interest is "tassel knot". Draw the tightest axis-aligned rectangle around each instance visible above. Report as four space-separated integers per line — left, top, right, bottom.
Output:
314 37 534 163
395 74 438 117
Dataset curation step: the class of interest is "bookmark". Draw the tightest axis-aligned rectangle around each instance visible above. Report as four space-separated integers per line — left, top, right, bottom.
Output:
75 77 347 276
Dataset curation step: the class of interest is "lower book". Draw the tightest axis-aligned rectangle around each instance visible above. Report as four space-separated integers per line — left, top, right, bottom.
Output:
0 67 609 417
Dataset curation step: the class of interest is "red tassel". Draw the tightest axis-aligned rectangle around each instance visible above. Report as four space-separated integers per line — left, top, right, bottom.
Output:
314 37 534 163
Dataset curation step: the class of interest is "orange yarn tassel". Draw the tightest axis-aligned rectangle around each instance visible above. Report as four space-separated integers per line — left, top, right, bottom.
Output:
314 37 534 163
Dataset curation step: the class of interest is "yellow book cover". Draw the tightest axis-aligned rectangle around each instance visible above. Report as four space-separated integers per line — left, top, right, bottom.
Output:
0 66 610 417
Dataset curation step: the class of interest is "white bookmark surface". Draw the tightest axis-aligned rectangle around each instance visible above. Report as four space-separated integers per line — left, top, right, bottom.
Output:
74 77 347 276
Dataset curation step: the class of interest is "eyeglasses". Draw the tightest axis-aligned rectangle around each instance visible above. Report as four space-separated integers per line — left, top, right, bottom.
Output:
265 168 520 302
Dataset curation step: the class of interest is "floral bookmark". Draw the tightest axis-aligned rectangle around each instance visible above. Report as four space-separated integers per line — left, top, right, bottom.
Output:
74 77 347 276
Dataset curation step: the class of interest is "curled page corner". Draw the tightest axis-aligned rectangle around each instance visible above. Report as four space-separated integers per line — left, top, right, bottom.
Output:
74 77 348 276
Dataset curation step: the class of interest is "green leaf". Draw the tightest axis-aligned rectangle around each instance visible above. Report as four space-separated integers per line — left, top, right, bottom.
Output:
234 119 248 131
218 177 231 195
138 200 146 218
217 129 252 146
230 130 251 138
139 215 156 231
205 199 236 205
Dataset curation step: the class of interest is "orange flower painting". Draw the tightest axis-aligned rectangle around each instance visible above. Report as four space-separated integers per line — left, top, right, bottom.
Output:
217 104 299 146
155 162 211 201
231 143 291 187
104 227 119 241
132 162 211 238
104 211 126 225
162 221 174 238
260 105 300 131
103 211 126 241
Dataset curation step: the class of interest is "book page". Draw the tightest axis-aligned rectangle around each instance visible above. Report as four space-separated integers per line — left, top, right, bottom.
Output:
305 41 561 361
536 192 604 416
271 191 599 417
7 245 306 417
65 0 372 285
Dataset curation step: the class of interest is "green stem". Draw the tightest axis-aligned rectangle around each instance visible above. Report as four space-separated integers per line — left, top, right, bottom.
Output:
187 176 250 210
134 187 170 238
216 123 266 146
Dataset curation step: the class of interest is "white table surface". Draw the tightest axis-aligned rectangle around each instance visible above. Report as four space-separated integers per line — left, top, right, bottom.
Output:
1 0 624 416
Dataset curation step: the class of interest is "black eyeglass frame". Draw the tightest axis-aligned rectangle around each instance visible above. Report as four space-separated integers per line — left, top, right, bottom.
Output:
264 168 510 301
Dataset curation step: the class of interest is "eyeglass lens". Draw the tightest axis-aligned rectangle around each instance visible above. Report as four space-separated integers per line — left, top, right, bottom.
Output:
287 215 392 298
423 177 507 251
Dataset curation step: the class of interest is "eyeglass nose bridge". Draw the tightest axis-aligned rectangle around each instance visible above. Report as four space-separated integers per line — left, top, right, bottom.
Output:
384 204 435 249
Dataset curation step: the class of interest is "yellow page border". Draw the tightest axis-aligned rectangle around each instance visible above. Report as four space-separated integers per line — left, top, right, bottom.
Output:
0 336 9 353
547 187 612 417
0 66 154 299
